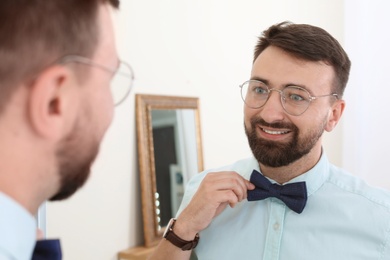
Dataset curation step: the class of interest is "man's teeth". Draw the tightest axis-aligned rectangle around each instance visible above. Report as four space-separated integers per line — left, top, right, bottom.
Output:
262 128 288 135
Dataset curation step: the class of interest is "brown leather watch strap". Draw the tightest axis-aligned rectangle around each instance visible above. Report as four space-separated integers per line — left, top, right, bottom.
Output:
163 218 199 251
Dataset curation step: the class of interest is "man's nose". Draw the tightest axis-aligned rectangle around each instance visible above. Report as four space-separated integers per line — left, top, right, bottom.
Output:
259 89 286 121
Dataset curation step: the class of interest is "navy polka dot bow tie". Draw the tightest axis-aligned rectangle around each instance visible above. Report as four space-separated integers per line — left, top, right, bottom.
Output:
247 170 308 214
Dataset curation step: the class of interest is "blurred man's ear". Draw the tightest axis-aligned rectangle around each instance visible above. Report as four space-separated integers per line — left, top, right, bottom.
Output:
27 65 80 141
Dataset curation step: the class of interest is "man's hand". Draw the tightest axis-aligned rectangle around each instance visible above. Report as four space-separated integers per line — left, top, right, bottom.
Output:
148 171 254 260
172 171 255 241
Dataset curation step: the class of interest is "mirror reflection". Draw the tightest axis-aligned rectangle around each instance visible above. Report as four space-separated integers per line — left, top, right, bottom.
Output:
135 94 203 247
151 109 199 229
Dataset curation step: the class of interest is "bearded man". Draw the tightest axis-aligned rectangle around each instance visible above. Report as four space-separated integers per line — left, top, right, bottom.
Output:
150 22 390 260
0 1 135 259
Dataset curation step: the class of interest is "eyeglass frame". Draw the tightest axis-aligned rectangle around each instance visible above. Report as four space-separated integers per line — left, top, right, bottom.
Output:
58 55 135 106
239 79 339 116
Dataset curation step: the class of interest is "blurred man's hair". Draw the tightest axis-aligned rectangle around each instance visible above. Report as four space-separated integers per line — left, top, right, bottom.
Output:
0 0 119 113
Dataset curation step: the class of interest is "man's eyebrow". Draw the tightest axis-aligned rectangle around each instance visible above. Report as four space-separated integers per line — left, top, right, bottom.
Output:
249 76 313 93
284 82 313 94
250 76 269 85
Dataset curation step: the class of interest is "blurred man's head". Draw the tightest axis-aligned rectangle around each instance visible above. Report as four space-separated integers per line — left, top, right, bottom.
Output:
0 0 120 203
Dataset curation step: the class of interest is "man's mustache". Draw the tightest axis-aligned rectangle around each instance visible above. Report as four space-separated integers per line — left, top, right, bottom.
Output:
250 117 297 131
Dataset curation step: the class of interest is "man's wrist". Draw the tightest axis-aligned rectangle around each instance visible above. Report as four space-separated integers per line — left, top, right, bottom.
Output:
163 218 199 251
171 217 199 241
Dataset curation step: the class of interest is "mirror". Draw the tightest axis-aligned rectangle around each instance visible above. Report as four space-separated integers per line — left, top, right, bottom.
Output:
136 94 204 248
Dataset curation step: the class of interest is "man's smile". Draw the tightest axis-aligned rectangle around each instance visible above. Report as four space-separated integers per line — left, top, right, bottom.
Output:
257 125 292 141
261 127 290 135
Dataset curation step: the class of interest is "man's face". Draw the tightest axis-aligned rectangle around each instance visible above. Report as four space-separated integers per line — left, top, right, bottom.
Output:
50 4 117 200
244 46 336 168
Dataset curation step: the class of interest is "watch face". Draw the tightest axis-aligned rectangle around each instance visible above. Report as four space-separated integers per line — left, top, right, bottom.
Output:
163 218 175 238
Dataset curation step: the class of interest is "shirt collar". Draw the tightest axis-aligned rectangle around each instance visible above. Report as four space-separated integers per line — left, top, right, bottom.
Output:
0 192 36 259
286 152 329 197
252 151 329 197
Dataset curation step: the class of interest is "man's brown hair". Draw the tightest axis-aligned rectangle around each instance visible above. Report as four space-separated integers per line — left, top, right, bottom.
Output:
0 0 119 113
254 22 351 97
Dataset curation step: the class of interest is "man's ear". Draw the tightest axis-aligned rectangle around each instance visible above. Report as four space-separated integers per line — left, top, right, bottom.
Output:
28 65 79 141
325 99 345 132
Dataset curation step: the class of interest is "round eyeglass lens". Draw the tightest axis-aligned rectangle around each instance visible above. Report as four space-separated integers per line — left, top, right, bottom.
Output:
240 80 270 109
281 86 311 115
111 61 134 106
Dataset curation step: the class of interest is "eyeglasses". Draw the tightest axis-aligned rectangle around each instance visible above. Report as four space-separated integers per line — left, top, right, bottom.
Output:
59 55 134 106
239 80 338 116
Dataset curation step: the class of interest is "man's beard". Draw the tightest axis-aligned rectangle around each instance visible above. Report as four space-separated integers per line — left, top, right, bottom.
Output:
245 116 326 167
49 118 100 201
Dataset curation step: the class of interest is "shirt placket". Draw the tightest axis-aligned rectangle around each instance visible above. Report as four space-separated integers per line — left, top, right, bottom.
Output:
262 198 286 260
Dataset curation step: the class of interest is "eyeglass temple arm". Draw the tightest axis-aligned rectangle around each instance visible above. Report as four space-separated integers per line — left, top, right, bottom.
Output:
311 93 339 100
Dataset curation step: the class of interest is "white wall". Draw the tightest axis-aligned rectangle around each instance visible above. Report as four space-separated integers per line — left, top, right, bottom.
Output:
46 1 345 259
343 0 390 189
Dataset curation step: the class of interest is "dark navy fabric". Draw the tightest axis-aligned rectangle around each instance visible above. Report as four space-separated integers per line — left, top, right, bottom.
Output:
247 170 307 213
31 239 62 260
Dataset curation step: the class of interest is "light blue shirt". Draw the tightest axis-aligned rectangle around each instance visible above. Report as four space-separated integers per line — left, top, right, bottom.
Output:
0 192 36 260
178 153 390 260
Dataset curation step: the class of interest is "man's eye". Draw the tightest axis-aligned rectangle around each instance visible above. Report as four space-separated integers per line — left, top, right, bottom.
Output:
289 94 305 101
291 94 303 101
254 87 268 94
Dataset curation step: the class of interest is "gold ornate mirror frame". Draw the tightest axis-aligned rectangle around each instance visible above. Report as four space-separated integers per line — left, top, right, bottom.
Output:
136 94 204 248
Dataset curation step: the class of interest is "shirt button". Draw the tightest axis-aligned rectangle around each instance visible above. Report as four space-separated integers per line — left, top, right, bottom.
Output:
273 222 280 230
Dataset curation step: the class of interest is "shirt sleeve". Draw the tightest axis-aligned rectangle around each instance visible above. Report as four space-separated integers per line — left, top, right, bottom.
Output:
175 171 208 217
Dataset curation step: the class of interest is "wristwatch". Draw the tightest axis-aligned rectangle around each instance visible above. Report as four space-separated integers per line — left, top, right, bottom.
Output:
163 218 199 251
